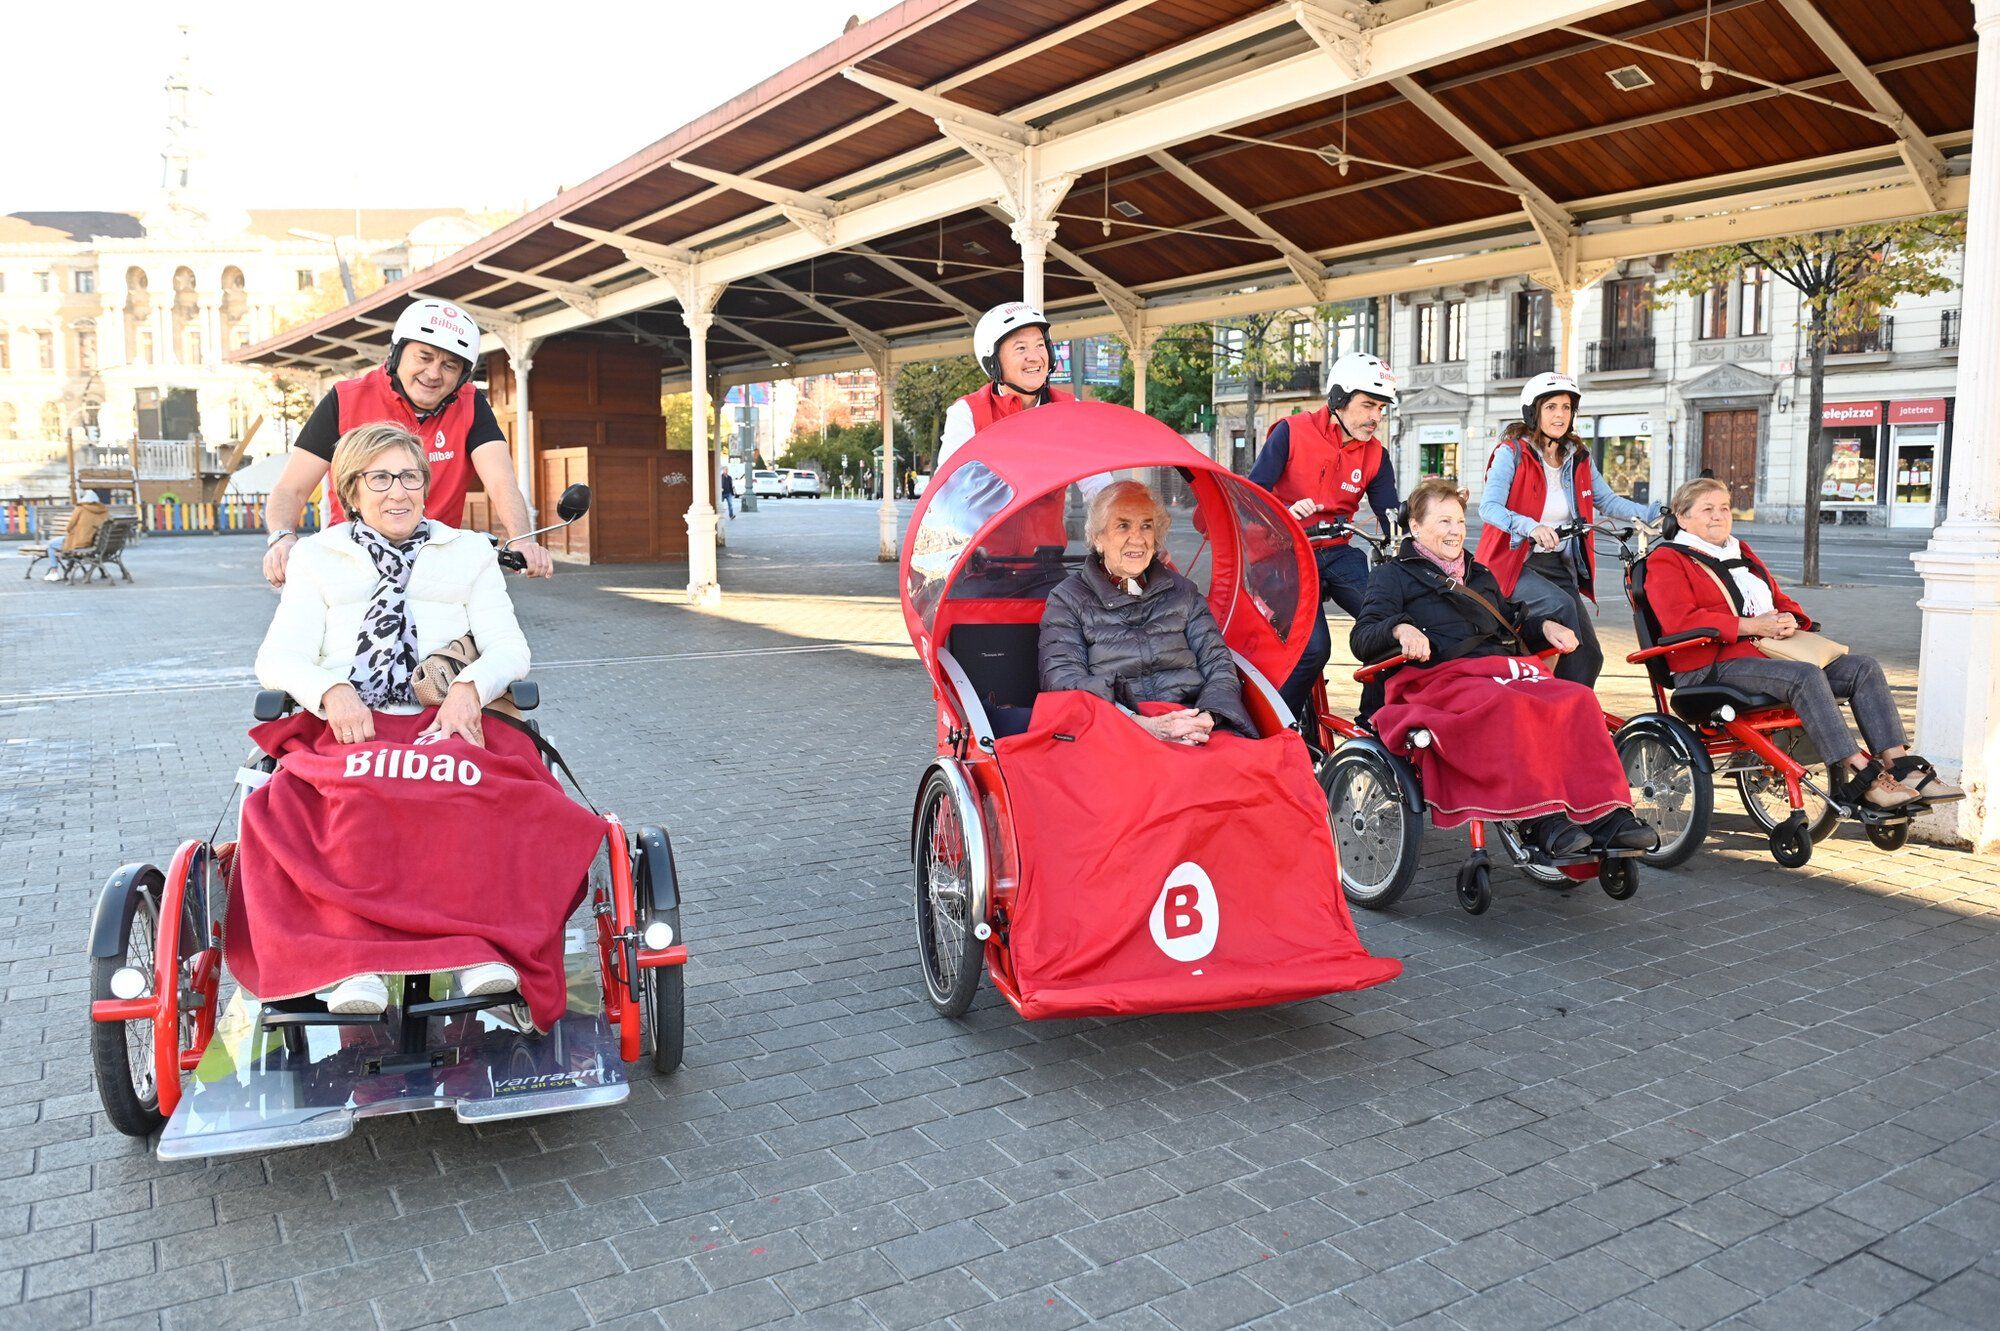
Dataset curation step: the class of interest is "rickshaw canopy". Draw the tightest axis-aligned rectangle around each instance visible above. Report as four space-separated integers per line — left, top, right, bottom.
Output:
898 400 1315 693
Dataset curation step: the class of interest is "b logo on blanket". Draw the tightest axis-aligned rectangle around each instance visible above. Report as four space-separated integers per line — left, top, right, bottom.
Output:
343 744 484 786
1150 862 1219 963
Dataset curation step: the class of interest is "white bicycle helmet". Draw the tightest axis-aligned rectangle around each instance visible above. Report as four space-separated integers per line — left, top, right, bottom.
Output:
1521 371 1580 425
390 299 482 377
1327 351 1399 409
973 300 1052 384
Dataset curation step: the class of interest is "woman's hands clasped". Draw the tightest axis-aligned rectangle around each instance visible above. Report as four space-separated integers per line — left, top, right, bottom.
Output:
1392 623 1432 663
1136 708 1215 746
1741 611 1799 640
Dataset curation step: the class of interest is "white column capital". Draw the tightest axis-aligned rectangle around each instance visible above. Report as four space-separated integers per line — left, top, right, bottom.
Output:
680 309 715 338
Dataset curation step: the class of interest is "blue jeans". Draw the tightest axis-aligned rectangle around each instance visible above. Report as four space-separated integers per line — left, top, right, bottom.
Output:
1281 542 1372 719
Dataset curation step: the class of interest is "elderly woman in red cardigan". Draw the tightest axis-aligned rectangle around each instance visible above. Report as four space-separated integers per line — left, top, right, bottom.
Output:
1645 477 1957 811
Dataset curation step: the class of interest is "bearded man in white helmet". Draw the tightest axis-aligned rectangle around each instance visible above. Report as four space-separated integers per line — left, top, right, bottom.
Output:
261 299 552 586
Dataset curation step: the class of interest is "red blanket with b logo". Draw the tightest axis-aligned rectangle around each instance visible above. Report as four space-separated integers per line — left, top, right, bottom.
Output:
988 691 1400 1019
1372 655 1630 828
225 710 606 1030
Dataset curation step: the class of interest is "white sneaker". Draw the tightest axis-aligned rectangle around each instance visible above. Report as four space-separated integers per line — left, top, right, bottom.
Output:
43 567 63 582
460 962 519 998
321 973 389 1015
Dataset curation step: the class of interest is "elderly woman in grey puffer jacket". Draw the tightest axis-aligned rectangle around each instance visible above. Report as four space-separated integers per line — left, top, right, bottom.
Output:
1038 480 1255 745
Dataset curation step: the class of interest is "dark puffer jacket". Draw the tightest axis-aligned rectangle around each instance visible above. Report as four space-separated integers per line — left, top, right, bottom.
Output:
1038 556 1255 737
1350 541 1552 669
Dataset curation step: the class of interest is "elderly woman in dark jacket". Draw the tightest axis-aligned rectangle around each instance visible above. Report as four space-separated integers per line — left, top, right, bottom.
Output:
1353 478 1653 856
1038 480 1254 744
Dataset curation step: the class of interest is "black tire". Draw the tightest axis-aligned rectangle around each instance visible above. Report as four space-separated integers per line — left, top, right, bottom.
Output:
1455 860 1492 915
633 835 686 1075
914 771 984 1017
1323 749 1421 909
1735 732 1839 843
1865 820 1910 851
91 891 165 1138
1618 731 1712 869
1600 858 1640 901
1770 816 1814 868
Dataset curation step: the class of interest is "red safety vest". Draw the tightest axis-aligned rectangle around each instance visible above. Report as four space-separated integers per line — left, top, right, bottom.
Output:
1268 407 1384 545
326 367 484 525
1473 433 1597 598
960 383 1076 552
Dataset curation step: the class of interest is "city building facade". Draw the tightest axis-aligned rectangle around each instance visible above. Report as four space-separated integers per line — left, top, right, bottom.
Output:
1212 256 1964 527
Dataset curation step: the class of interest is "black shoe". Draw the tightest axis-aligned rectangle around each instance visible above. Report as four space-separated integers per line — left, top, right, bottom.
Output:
1589 809 1660 853
1530 815 1593 858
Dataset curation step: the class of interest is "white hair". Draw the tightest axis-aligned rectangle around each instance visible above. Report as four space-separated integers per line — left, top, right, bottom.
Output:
1084 479 1171 551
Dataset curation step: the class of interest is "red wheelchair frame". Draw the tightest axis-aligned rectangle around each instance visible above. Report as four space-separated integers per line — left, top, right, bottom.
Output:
87 690 690 1143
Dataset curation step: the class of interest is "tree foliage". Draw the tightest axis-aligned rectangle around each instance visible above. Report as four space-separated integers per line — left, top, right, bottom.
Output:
892 356 987 467
660 392 693 450
283 257 385 327
1654 215 1964 583
1096 322 1216 433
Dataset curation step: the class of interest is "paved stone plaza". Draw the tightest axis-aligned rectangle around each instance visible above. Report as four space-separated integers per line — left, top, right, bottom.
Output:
2 501 1996 1330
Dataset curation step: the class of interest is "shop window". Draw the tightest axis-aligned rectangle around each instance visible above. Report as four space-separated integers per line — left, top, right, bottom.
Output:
1822 434 1881 506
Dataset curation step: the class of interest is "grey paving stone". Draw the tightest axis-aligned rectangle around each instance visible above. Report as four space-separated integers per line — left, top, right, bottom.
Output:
11 514 1999 1331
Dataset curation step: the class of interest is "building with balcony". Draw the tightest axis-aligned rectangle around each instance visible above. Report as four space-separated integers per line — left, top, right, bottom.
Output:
1371 256 1964 528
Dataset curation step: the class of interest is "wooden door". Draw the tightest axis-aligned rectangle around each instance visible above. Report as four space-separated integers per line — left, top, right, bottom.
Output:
1701 410 1758 514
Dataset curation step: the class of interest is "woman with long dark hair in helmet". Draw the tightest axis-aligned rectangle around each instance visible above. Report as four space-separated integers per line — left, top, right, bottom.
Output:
1248 351 1402 719
1474 372 1662 686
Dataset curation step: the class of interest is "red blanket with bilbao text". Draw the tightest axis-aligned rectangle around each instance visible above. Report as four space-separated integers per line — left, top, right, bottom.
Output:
1371 655 1631 828
225 710 606 1030
986 691 1399 1019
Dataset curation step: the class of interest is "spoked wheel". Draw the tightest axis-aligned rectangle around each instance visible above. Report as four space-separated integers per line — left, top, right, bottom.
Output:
1735 732 1838 843
1865 820 1911 851
634 832 685 1075
914 769 985 1017
91 891 165 1138
1618 732 1712 869
1323 748 1421 909
1769 813 1814 868
1599 858 1640 901
1455 859 1492 915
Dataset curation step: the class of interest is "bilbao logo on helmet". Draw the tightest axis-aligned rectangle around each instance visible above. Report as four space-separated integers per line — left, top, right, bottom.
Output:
1150 862 1219 963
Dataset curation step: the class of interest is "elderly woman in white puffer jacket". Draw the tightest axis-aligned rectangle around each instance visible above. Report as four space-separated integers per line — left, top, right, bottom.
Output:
256 422 529 749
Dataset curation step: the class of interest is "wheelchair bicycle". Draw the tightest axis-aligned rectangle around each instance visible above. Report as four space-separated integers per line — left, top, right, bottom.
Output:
1304 518 1643 914
1602 517 1962 869
88 489 691 1159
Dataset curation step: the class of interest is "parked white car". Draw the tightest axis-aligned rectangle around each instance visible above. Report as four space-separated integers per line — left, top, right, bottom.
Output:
784 469 821 498
752 469 787 498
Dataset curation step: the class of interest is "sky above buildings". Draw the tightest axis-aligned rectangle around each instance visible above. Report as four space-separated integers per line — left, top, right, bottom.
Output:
1 0 891 213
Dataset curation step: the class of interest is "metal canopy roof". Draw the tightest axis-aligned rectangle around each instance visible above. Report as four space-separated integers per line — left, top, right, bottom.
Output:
232 0 1974 385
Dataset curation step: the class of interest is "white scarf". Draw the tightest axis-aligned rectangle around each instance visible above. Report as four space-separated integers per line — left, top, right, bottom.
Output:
1672 529 1773 616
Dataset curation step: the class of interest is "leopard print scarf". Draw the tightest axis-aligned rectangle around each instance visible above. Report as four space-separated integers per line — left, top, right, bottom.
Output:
349 520 433 707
